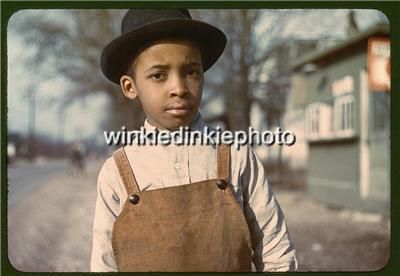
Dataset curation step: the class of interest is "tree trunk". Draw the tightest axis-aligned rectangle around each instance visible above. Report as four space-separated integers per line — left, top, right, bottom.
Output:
227 10 252 131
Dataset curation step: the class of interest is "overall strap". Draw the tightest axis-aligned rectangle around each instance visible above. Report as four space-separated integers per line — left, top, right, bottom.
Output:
217 144 230 181
113 147 140 194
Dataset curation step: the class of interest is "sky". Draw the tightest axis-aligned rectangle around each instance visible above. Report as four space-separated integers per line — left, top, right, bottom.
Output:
7 9 387 143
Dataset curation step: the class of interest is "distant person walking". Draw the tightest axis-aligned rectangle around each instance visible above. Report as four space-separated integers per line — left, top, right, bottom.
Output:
68 141 86 176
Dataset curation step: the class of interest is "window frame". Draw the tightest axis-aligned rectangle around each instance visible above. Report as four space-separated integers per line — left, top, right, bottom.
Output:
333 94 355 137
305 102 332 140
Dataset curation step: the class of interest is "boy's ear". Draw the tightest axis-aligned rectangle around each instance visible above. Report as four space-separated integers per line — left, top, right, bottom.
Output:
120 75 138 100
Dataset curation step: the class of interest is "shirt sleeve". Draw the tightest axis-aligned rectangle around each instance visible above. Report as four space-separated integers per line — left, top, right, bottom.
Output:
90 160 121 272
240 146 298 272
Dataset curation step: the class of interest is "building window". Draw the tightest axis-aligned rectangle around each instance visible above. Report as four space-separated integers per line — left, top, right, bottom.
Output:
334 95 355 136
306 102 332 140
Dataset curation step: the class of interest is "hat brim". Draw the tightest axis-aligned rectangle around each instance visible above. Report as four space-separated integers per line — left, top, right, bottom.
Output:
101 18 227 84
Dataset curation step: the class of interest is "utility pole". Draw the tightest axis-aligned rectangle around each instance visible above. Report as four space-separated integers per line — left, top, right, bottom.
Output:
28 87 36 161
57 108 65 157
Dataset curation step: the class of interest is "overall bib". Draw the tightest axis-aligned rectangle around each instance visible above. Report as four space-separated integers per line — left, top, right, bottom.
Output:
112 145 252 272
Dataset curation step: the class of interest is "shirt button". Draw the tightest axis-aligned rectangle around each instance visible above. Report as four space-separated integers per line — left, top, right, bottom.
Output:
174 163 181 169
129 194 140 205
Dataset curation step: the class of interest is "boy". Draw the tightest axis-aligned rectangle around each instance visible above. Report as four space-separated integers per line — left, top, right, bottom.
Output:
91 9 297 272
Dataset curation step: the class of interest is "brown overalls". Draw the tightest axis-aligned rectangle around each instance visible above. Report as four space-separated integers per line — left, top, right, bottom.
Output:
112 145 252 272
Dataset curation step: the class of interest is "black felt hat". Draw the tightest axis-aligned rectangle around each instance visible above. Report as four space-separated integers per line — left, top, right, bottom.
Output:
101 9 227 84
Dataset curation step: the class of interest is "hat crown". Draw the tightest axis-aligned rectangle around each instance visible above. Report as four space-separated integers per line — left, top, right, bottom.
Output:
121 9 192 34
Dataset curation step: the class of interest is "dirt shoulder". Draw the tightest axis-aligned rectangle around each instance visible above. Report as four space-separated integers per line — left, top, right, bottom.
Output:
274 188 390 271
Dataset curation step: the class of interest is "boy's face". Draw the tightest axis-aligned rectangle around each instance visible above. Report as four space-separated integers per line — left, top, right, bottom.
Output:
120 39 204 130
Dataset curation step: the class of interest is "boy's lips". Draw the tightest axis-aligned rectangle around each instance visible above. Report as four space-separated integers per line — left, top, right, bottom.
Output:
165 103 192 116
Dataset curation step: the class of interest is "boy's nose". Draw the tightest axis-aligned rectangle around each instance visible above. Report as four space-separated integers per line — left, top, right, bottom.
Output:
169 75 188 97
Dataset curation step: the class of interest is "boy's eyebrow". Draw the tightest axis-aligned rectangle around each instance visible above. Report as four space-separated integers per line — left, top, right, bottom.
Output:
145 61 202 72
184 61 202 67
145 64 170 72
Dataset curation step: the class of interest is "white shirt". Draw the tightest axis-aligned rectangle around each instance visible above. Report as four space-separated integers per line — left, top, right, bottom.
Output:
90 115 298 272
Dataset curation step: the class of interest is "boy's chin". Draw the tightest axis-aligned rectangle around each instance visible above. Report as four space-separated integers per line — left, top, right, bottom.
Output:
162 117 193 131
148 112 197 130
165 121 190 131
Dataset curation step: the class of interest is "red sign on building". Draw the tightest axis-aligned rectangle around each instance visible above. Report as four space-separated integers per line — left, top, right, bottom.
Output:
368 37 390 92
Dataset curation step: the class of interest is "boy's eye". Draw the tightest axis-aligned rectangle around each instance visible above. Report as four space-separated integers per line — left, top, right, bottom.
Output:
187 69 201 78
149 72 166 81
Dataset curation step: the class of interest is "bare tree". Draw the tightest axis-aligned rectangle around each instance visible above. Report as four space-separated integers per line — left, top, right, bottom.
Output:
8 9 146 132
191 10 251 130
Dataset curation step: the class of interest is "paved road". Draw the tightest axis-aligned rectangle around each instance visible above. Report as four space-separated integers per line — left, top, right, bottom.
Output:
7 158 103 272
8 160 69 207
